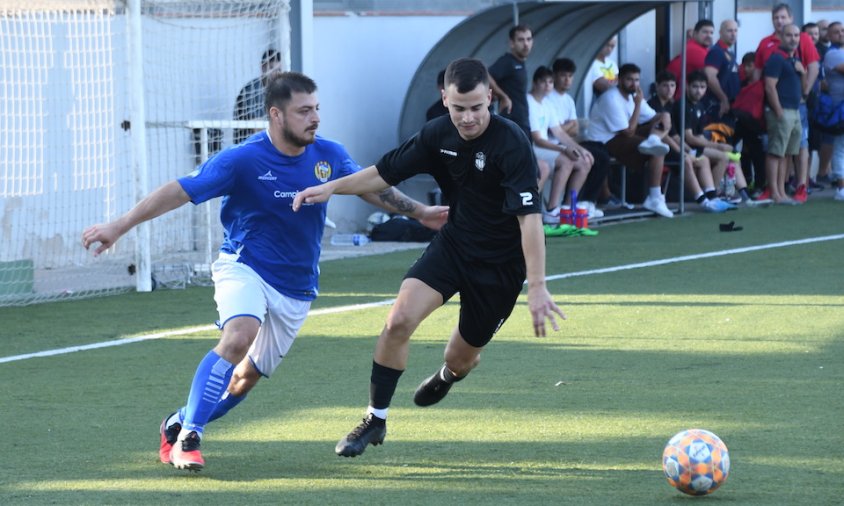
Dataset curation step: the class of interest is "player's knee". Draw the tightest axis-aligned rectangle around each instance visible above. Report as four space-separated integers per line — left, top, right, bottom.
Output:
383 308 420 340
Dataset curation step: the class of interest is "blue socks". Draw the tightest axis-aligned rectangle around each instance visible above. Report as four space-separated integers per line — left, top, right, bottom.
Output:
181 350 234 435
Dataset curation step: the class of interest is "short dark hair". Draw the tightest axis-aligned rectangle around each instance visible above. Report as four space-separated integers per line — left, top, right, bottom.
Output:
687 70 707 85
772 3 791 17
436 69 446 88
532 65 553 84
741 51 756 65
655 70 677 84
552 58 576 74
261 48 281 65
801 22 818 32
444 58 489 93
694 19 714 32
264 71 317 112
509 24 531 40
829 21 843 31
618 63 641 79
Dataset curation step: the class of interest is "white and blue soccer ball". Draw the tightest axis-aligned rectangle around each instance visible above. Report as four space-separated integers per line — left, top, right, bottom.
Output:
662 429 730 496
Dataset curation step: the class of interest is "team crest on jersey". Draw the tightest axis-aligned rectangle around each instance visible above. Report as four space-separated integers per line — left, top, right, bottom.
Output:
314 161 332 182
474 152 486 171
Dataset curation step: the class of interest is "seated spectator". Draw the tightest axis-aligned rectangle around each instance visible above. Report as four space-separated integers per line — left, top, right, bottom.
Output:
666 20 715 100
585 63 674 217
527 66 593 223
546 58 604 217
674 71 763 207
425 70 449 121
647 71 732 212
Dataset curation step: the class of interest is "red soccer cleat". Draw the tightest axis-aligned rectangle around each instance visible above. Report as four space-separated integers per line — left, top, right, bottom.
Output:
159 413 181 464
170 431 204 471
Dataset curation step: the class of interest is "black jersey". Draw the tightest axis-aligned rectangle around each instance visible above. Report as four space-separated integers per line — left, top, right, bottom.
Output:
489 52 530 135
376 114 540 263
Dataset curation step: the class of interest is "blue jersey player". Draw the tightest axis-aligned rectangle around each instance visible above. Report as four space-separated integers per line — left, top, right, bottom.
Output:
82 72 448 471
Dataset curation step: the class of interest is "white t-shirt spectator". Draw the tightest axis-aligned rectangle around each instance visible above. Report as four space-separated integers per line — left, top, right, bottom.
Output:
583 57 619 113
527 93 559 141
585 86 656 143
546 89 577 123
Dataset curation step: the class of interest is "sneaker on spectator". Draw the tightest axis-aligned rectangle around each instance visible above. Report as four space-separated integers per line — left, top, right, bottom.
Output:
637 135 670 156
701 199 730 213
808 178 825 191
835 188 844 201
643 194 674 218
793 184 808 203
740 197 773 207
817 174 832 185
578 201 604 218
755 188 772 201
542 206 560 225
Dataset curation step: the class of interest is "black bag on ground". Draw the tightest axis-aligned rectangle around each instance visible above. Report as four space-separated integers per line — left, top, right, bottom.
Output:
370 216 436 242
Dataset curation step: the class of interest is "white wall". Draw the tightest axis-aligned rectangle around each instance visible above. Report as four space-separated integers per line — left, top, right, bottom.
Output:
312 14 464 232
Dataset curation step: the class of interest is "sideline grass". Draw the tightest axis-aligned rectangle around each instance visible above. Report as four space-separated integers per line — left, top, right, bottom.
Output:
0 201 842 504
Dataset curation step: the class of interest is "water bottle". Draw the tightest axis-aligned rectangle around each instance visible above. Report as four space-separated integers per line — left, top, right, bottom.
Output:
330 233 370 246
725 162 736 198
560 205 573 225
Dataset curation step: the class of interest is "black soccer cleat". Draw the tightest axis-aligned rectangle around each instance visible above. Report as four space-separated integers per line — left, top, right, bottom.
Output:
335 414 387 457
413 369 454 407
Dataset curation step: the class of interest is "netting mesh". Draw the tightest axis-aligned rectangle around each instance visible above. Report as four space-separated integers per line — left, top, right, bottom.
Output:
0 0 287 305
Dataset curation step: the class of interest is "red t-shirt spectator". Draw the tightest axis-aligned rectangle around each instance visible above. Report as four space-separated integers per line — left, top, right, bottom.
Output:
754 32 819 71
666 39 709 99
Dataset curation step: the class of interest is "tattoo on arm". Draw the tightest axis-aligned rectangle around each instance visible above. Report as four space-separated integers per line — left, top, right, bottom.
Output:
378 187 417 214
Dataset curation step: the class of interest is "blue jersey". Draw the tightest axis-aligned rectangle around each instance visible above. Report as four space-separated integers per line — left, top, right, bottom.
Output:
178 131 360 301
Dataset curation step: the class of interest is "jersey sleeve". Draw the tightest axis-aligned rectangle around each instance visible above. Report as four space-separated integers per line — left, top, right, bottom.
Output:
375 125 436 186
764 54 784 79
500 130 541 216
704 46 724 69
177 151 237 205
332 144 361 179
488 55 510 83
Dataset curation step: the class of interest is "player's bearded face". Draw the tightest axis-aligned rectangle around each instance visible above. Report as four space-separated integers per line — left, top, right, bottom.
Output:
278 92 320 147
444 83 491 141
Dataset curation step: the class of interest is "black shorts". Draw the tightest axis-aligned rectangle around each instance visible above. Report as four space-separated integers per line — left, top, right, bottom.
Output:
405 234 526 347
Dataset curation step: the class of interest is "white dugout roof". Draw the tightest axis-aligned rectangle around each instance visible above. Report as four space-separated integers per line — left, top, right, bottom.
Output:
398 0 700 141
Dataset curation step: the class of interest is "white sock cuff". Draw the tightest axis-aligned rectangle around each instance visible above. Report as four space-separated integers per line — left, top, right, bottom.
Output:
366 406 388 420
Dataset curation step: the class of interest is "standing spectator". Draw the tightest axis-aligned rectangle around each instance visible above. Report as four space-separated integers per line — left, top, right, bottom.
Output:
816 19 831 60
824 21 844 201
803 23 833 191
763 24 805 204
489 25 534 140
584 36 619 112
528 66 594 223
425 70 449 121
585 63 674 217
548 58 607 215
233 49 281 144
704 20 740 118
754 4 821 203
666 20 715 100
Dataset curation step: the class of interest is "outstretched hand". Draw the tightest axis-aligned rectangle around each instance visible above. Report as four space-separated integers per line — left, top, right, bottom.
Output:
418 205 449 231
81 222 123 256
292 185 333 211
528 285 566 337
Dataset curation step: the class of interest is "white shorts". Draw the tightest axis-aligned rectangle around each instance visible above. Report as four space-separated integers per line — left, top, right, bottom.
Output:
533 145 562 167
212 253 311 377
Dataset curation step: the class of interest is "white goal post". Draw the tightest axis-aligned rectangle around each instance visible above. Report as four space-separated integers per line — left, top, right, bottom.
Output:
0 0 288 306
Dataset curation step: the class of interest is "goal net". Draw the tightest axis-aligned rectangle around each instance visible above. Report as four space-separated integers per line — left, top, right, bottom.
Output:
0 0 288 306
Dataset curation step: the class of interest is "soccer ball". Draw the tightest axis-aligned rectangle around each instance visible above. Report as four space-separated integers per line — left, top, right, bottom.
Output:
366 211 391 232
662 429 730 496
